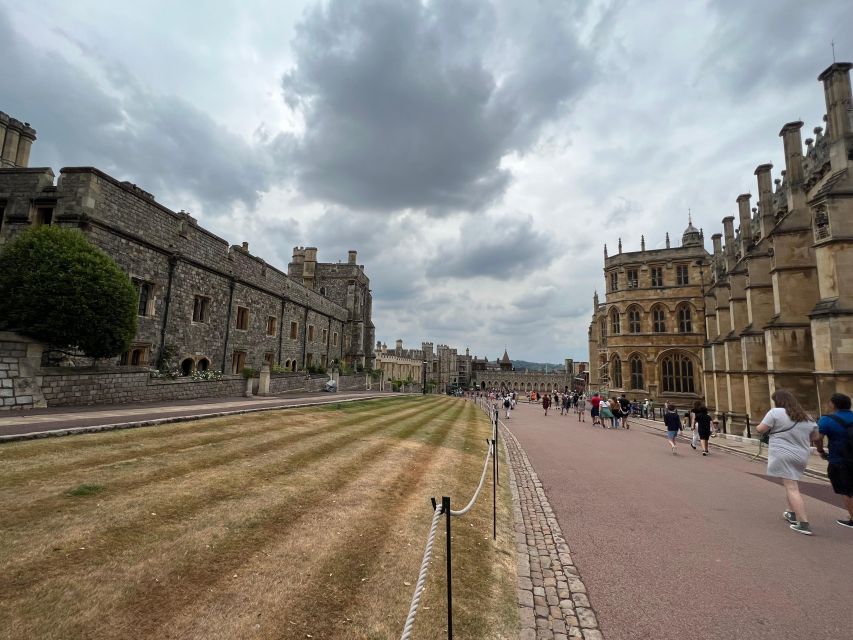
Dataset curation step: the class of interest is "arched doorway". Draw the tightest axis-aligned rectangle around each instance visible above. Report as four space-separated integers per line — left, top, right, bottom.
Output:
180 358 194 377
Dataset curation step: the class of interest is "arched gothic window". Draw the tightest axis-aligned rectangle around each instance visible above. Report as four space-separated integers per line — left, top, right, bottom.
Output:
677 304 693 333
610 308 621 335
652 305 667 333
630 355 644 389
660 353 695 393
628 307 641 333
611 355 623 388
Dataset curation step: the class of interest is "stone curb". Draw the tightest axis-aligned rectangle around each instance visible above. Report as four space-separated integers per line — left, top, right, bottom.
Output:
0 394 388 444
499 420 603 640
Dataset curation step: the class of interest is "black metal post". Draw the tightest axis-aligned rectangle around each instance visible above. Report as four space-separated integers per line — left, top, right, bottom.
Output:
491 438 497 541
442 495 453 640
745 415 751 439
494 409 499 486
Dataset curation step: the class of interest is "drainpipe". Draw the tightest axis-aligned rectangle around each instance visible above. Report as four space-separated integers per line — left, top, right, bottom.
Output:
301 306 309 369
157 254 179 367
277 297 285 366
221 277 236 373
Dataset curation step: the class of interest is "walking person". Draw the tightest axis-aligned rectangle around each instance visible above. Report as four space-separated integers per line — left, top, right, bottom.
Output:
618 394 630 429
694 403 713 456
664 403 682 454
755 389 819 536
503 394 512 420
590 392 602 426
815 392 853 528
542 393 551 417
599 397 614 428
576 395 587 422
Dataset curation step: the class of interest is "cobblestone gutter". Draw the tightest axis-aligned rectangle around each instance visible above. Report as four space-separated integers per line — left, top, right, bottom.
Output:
502 423 604 640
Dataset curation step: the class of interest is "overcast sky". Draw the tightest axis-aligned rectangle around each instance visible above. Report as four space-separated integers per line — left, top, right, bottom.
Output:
2 0 850 362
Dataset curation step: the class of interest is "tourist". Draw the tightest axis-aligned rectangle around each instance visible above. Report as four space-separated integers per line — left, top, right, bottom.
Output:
590 392 602 426
694 403 713 455
542 393 551 416
576 394 587 422
755 389 819 535
648 398 656 420
609 397 621 429
599 397 614 428
503 394 512 420
664 403 682 454
618 394 630 429
815 392 853 528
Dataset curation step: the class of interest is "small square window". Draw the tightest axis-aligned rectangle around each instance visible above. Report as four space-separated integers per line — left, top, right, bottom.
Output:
231 350 247 374
290 321 299 339
264 352 275 365
333 332 338 347
236 306 249 331
322 328 328 343
308 325 315 342
133 280 154 317
651 267 663 288
192 295 210 323
676 264 689 286
267 316 277 336
627 268 638 289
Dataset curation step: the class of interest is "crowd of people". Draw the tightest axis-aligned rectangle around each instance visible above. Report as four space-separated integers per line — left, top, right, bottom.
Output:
473 386 853 537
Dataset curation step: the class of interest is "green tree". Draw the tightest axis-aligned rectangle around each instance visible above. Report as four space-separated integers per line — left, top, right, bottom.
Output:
0 226 138 359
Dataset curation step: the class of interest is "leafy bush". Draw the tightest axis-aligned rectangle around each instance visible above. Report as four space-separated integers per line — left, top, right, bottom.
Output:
0 226 137 359
191 369 223 381
270 364 289 374
241 367 257 380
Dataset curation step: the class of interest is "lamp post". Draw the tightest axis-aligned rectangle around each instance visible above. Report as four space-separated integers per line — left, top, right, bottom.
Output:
422 360 427 395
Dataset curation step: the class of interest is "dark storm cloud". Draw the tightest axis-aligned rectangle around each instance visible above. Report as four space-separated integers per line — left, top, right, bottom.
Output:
427 214 558 279
0 8 269 214
277 0 596 214
703 0 853 96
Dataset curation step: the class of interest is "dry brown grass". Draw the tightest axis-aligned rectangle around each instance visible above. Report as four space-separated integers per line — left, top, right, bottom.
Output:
0 396 517 639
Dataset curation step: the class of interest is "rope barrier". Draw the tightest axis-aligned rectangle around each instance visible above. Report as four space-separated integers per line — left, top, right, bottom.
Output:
400 504 444 640
449 441 493 516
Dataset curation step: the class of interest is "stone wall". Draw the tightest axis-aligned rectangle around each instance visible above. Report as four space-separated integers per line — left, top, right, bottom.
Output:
38 368 246 407
0 332 47 410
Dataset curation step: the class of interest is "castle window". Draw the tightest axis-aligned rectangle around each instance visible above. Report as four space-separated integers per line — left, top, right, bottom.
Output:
192 295 210 323
676 264 689 285
322 328 328 343
677 304 693 333
197 358 210 371
236 306 249 331
628 307 641 333
599 318 606 338
306 353 314 366
660 353 695 393
610 308 621 335
611 355 623 388
609 272 618 292
134 280 153 317
231 350 247 374
630 355 644 390
308 325 315 342
320 286 327 296
333 331 339 347
627 268 638 289
181 358 194 376
651 266 663 287
33 205 54 227
264 352 274 366
120 345 149 366
266 316 277 336
652 305 667 333
290 321 299 339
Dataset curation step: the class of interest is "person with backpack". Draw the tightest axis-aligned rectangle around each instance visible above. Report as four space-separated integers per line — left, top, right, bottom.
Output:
503 394 512 419
542 393 551 416
663 403 682 454
693 401 713 456
755 389 819 536
815 392 853 528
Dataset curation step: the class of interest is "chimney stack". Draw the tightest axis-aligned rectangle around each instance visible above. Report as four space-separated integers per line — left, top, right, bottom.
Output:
241 241 249 251
722 216 736 271
348 250 357 265
736 193 752 254
818 62 853 171
779 121 805 186
754 163 775 238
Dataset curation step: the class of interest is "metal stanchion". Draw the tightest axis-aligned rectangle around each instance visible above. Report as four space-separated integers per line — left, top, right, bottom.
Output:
492 438 497 541
442 496 453 640
745 415 751 439
494 409 499 486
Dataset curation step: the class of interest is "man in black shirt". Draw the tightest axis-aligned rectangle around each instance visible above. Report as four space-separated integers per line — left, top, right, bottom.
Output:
618 394 631 429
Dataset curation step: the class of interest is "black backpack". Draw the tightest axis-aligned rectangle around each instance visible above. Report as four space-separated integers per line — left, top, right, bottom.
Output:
503 398 510 408
826 415 853 480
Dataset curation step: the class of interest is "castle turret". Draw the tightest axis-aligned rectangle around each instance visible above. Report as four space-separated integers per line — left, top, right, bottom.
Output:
818 62 853 172
0 112 37 169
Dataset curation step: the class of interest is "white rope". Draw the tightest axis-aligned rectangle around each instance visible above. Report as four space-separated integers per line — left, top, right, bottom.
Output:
450 440 493 516
400 504 444 640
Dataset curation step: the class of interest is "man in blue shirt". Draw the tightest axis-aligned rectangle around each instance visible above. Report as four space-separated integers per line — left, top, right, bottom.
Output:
816 392 853 528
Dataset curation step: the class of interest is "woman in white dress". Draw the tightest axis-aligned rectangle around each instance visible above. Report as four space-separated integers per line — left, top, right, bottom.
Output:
755 389 819 535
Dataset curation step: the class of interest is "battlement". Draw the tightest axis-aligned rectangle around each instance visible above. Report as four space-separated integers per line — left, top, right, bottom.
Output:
0 111 37 169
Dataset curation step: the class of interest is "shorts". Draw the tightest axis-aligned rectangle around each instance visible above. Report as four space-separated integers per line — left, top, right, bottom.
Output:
697 426 712 440
591 407 599 417
828 463 853 497
666 430 679 441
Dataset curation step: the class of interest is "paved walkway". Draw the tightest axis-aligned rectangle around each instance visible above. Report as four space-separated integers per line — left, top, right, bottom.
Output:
0 390 388 441
499 400 853 640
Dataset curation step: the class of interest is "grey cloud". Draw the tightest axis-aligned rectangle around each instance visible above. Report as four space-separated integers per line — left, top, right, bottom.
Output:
0 8 269 214
277 0 597 214
427 214 559 279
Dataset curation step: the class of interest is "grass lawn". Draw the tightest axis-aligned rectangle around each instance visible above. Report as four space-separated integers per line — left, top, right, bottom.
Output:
0 396 518 639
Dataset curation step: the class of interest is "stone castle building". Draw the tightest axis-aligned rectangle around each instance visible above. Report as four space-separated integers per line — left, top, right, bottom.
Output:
374 339 473 392
0 110 374 378
473 350 587 394
588 228 710 405
589 62 853 433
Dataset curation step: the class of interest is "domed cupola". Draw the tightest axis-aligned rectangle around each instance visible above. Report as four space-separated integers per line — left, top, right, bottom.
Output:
681 213 703 247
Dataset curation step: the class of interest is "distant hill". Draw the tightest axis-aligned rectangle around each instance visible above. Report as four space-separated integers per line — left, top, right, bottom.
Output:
511 360 565 372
